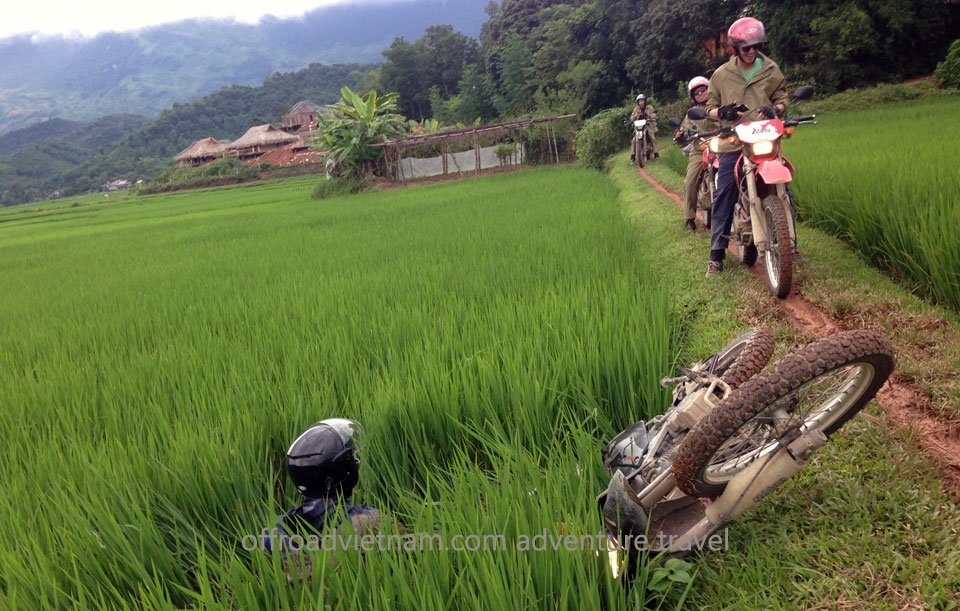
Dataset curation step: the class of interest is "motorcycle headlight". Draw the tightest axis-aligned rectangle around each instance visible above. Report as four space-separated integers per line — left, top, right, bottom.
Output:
708 137 721 153
750 141 775 156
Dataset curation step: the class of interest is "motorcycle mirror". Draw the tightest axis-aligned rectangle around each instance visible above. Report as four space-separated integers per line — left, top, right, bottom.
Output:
667 118 681 128
687 107 708 121
790 86 814 102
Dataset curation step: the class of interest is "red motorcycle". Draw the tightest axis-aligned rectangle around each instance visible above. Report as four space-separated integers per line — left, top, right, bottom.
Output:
687 86 815 298
671 122 722 229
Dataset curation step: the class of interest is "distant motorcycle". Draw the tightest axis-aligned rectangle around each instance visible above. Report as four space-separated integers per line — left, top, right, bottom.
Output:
598 327 894 578
632 117 656 168
686 86 816 298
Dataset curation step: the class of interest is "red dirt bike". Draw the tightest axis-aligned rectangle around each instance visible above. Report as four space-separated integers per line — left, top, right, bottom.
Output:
687 87 816 298
598 327 894 578
670 120 721 230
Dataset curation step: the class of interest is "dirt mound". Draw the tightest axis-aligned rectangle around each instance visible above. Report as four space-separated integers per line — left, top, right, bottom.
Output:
246 144 325 167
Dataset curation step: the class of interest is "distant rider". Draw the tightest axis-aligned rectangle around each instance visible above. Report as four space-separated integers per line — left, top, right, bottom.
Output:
630 94 658 161
703 17 787 276
674 76 717 232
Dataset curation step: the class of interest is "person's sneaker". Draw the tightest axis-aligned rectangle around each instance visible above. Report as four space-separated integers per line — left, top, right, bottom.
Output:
685 219 697 233
706 260 724 277
630 153 636 162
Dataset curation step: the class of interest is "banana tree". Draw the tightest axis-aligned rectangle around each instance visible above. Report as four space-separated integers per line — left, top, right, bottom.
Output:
313 87 408 178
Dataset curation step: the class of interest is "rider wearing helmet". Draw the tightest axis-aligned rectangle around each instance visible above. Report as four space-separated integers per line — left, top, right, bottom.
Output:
675 76 717 232
630 93 659 161
267 418 380 555
703 17 788 276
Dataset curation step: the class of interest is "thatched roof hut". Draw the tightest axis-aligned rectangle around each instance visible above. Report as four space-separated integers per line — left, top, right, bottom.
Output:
283 100 322 132
226 124 299 159
174 137 231 166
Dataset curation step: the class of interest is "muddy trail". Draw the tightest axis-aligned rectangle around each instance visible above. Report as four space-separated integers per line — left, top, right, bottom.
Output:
636 165 960 500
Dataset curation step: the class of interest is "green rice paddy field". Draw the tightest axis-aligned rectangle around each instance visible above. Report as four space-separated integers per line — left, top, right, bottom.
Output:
2 95 960 609
2 170 680 608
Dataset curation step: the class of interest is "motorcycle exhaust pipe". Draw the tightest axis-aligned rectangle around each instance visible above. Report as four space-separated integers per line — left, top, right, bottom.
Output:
705 429 828 524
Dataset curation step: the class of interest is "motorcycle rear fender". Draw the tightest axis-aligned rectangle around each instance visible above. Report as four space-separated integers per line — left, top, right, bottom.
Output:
756 159 792 184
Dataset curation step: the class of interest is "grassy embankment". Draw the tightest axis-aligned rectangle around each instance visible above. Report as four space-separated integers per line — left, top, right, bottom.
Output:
613 145 960 607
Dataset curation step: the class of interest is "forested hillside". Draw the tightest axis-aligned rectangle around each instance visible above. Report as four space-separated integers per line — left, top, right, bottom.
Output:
367 0 960 123
0 119 86 156
0 64 367 204
0 0 487 136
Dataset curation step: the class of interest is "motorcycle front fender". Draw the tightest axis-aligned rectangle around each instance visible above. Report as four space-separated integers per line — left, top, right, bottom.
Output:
756 159 792 184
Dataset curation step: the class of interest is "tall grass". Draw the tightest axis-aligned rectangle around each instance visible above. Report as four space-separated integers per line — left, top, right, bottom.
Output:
0 168 681 608
786 96 960 311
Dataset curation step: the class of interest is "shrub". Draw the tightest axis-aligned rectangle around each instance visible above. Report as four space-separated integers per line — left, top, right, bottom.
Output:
573 106 631 170
935 39 960 89
311 176 371 200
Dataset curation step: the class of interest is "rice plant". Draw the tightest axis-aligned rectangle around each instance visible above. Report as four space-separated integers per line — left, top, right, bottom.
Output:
785 96 960 311
0 168 681 608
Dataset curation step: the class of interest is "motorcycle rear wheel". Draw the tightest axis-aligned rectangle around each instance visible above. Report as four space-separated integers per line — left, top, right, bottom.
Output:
762 194 793 299
672 330 894 498
704 327 775 390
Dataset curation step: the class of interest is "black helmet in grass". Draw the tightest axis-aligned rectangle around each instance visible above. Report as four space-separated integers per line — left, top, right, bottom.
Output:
287 418 360 499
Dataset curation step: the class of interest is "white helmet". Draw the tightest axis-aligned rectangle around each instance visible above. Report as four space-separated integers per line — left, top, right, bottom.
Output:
687 76 710 95
636 93 646 103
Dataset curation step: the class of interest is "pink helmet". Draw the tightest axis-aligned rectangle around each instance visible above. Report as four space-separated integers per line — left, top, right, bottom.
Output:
727 17 767 50
687 76 709 98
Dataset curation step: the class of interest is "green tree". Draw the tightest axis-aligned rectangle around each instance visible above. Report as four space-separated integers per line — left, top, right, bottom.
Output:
379 25 480 120
754 0 960 92
492 34 536 117
313 87 408 178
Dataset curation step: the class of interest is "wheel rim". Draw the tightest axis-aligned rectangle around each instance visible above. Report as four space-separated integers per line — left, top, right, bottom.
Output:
764 205 781 289
700 360 879 485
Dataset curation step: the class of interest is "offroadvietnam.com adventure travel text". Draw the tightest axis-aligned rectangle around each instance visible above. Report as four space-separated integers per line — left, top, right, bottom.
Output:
243 528 730 553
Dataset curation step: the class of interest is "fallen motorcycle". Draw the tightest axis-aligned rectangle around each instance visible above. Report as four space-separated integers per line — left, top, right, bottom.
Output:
686 86 816 298
598 327 894 578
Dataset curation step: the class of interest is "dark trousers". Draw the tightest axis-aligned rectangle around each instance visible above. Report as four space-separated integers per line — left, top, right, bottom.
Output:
709 152 741 260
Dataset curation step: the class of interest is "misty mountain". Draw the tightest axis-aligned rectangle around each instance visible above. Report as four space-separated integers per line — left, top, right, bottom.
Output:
0 0 488 136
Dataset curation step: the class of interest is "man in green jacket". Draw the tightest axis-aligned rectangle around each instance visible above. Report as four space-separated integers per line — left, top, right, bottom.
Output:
703 17 788 276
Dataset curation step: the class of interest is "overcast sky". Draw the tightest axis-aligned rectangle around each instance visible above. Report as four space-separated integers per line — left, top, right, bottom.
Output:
2 0 357 39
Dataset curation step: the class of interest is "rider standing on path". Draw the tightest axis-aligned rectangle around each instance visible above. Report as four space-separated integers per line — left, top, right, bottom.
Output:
704 17 788 277
675 76 717 233
630 94 659 161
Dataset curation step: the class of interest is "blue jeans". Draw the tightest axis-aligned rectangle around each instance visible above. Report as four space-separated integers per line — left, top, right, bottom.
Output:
709 152 741 260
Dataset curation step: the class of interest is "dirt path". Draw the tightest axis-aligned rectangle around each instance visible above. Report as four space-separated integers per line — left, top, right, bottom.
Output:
636 165 960 499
